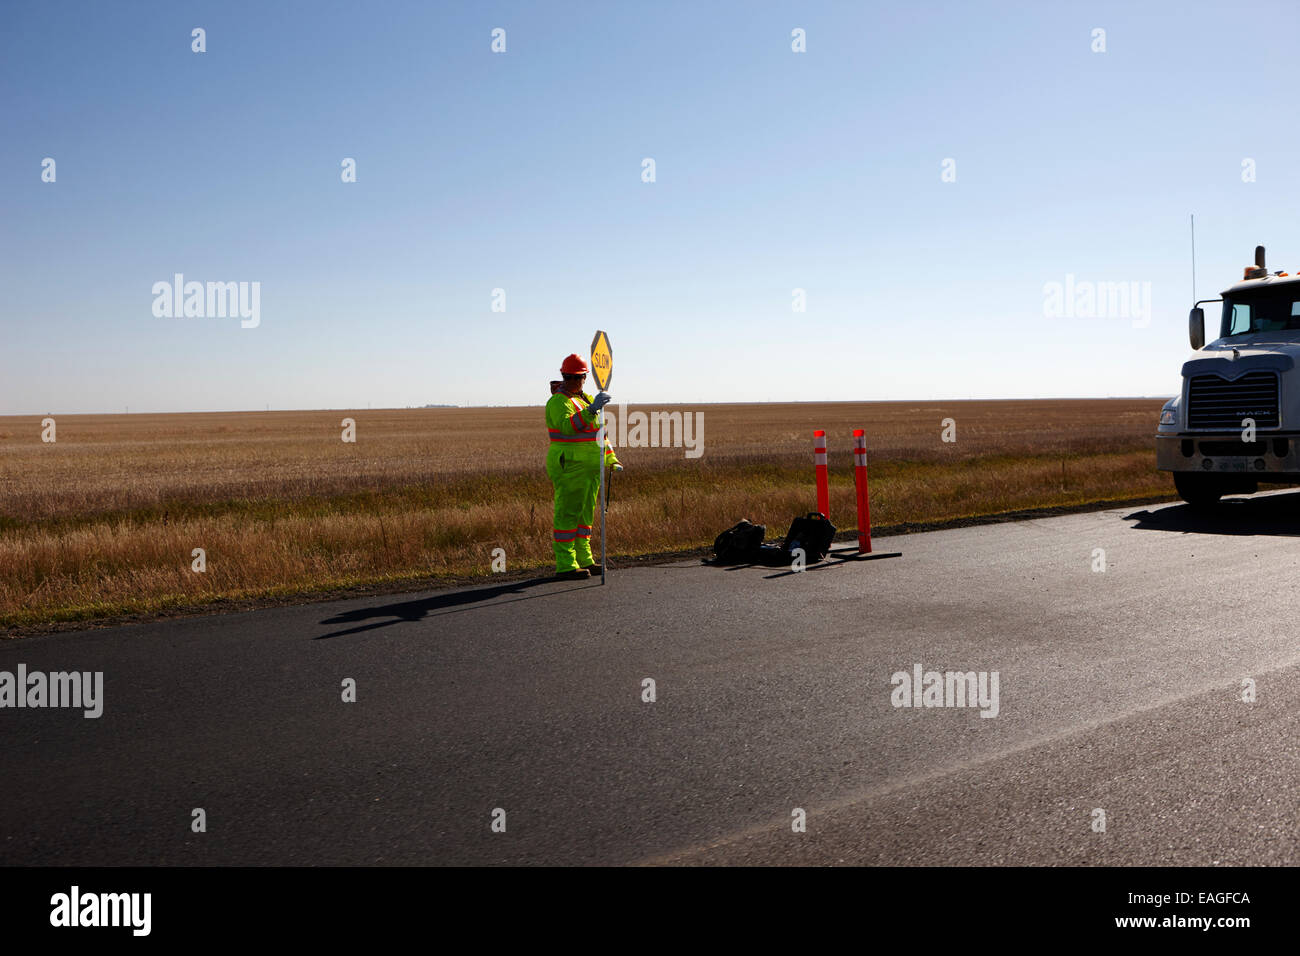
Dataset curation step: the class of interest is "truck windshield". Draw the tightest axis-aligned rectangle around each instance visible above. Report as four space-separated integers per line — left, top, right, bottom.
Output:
1221 285 1300 336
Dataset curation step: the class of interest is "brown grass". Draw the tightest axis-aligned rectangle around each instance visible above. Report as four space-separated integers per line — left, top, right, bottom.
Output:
0 400 1171 629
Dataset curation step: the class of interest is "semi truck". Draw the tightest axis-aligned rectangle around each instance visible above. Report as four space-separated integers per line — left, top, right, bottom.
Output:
1158 245 1300 506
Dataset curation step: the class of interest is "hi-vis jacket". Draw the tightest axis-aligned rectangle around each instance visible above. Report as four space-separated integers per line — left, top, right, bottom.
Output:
544 390 619 470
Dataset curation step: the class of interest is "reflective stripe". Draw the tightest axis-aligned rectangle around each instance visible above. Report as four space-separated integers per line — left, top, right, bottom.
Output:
814 453 828 464
575 525 592 538
573 395 599 432
553 528 577 541
550 393 597 441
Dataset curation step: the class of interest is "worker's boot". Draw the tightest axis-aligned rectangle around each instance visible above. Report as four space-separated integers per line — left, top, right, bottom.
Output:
554 568 590 580
580 563 603 574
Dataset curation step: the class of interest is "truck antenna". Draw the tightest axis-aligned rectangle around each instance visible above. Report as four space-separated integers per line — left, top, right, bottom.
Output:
1190 214 1196 303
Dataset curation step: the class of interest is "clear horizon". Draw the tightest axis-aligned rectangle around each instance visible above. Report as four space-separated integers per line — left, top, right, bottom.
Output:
0 394 1173 419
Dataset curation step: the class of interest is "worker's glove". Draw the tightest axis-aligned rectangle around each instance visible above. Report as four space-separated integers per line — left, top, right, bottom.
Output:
590 391 612 411
611 462 623 472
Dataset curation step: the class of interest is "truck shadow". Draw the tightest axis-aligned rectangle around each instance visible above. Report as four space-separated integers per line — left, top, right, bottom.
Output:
1125 490 1300 536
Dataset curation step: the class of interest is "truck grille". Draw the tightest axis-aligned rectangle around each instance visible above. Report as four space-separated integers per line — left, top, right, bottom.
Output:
1186 371 1280 429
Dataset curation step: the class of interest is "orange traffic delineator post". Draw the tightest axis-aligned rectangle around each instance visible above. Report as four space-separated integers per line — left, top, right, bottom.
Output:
829 428 901 562
853 428 871 553
813 430 829 520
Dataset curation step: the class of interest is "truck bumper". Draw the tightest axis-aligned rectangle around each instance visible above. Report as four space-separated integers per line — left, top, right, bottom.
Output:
1157 432 1300 477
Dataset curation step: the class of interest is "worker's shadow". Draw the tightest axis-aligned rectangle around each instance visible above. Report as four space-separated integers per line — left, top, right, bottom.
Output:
314 575 577 640
1125 490 1300 537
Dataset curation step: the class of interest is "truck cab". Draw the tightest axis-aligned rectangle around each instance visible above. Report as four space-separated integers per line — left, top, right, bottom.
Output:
1158 246 1300 505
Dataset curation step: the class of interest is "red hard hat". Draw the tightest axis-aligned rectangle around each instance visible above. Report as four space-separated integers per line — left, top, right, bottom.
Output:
560 353 588 375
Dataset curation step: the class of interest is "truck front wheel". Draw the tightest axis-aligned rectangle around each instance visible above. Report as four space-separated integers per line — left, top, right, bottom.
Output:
1173 472 1256 508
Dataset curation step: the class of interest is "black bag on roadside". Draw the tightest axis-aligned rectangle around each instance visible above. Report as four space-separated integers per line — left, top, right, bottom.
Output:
782 512 836 562
754 542 793 566
712 520 766 564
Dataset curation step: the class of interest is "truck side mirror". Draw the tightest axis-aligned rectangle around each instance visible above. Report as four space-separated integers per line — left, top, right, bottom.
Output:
1189 307 1205 350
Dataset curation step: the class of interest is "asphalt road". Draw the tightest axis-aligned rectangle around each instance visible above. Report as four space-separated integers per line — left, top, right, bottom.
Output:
3 491 1300 866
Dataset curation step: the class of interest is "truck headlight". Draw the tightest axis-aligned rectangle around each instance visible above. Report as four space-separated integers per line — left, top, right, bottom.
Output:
1159 409 1176 425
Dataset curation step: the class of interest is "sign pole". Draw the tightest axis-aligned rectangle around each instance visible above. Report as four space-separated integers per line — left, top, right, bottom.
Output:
598 422 606 586
590 330 613 586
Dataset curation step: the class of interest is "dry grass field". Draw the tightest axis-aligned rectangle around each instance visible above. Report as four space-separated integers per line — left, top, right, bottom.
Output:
0 400 1172 629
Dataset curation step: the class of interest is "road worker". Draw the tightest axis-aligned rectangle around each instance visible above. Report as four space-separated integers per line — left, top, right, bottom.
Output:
546 354 621 579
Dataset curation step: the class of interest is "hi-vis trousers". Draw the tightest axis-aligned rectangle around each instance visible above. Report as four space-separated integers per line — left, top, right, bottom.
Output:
547 456 600 573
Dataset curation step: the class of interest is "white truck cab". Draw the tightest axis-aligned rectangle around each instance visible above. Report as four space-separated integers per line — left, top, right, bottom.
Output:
1158 246 1300 505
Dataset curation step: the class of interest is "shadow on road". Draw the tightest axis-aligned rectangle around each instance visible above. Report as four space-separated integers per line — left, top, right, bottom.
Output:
1125 489 1300 536
710 547 902 579
314 575 576 639
762 561 846 579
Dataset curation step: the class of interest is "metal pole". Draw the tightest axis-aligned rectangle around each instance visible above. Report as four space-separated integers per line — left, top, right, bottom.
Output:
598 420 606 585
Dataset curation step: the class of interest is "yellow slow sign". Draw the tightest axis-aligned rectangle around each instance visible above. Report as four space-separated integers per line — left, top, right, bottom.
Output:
590 330 613 391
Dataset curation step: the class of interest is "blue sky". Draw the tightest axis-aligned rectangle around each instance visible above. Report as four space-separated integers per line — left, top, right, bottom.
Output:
3 0 1299 413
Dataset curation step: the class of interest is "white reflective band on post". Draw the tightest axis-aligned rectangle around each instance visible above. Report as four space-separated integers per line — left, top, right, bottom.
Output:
813 429 830 520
